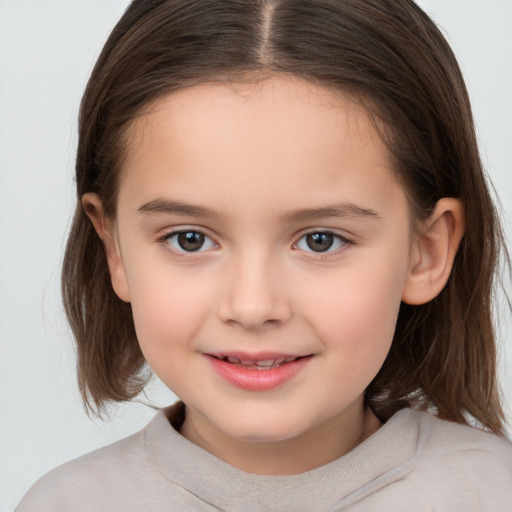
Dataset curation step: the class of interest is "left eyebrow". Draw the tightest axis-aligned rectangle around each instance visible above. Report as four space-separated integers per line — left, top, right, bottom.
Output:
282 203 381 223
137 198 222 219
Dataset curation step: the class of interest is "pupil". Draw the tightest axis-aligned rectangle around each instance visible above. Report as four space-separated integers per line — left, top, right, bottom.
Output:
306 233 333 252
178 232 204 251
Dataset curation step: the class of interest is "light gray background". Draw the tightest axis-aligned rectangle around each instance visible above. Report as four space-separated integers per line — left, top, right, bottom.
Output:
1 1 511 510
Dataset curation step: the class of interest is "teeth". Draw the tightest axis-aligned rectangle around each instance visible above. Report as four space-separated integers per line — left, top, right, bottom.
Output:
255 359 275 367
217 355 302 370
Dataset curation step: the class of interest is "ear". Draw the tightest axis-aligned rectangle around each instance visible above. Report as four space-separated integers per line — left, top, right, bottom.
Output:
82 193 131 302
401 198 465 305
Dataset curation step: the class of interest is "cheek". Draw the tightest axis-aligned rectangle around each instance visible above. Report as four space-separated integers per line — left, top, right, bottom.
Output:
127 272 216 392
300 257 406 356
123 260 215 358
307 271 403 398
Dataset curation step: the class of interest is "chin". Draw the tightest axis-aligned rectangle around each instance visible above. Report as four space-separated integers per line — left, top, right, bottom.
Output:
218 417 306 444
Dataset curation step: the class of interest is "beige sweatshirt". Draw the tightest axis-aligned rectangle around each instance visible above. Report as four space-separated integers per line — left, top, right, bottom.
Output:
16 402 512 511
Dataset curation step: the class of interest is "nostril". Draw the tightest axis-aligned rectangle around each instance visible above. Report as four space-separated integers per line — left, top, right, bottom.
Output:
217 274 293 328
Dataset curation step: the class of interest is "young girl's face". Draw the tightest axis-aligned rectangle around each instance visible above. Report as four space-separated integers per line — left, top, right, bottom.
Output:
102 76 417 466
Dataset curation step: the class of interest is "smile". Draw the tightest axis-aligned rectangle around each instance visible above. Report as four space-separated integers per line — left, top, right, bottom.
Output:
210 354 301 370
205 352 312 391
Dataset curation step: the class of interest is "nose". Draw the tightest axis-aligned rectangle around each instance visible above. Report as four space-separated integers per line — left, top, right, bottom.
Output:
217 250 292 330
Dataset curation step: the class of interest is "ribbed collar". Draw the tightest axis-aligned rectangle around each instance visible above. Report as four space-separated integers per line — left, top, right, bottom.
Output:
145 402 420 511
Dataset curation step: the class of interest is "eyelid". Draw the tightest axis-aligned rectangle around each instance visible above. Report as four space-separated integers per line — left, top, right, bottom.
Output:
157 226 219 256
292 229 352 258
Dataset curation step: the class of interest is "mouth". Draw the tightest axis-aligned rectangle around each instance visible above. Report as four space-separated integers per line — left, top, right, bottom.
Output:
208 354 304 370
205 352 313 391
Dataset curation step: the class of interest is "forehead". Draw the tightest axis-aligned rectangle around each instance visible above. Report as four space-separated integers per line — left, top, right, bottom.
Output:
117 76 405 218
126 77 384 161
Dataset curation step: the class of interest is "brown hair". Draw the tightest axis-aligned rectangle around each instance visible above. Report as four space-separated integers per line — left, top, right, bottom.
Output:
62 0 509 433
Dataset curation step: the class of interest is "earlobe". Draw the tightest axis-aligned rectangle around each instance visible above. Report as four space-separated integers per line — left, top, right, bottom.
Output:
401 198 465 305
82 193 131 302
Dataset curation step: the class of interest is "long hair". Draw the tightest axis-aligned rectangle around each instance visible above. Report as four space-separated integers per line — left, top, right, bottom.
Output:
62 0 508 433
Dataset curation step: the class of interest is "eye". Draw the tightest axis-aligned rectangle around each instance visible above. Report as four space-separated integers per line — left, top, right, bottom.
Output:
295 232 348 253
164 230 216 253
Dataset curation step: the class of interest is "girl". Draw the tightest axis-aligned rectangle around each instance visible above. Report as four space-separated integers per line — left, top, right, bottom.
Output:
16 0 512 510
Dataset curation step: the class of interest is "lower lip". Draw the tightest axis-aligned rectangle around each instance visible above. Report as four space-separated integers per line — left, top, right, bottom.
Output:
206 355 311 391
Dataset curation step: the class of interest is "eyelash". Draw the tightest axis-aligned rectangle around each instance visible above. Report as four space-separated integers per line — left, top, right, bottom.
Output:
158 229 218 256
157 228 352 259
293 231 351 259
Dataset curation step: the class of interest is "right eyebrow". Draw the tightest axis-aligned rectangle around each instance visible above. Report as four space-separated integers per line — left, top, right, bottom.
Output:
137 198 222 219
281 202 381 223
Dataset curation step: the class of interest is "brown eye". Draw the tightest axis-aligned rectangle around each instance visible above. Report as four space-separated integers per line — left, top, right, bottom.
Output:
177 232 205 251
295 231 349 255
305 233 334 252
165 230 215 253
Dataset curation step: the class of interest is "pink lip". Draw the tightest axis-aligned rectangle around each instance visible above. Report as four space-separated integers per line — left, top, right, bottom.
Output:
205 352 312 391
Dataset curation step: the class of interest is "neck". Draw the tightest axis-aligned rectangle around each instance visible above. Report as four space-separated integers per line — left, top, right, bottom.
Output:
179 400 381 475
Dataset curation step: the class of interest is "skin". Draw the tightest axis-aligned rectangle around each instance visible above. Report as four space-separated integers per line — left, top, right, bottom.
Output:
84 76 464 475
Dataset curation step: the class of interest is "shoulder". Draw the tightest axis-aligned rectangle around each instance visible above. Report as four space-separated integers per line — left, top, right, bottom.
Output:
15 426 151 512
15 403 219 512
413 409 512 464
15 403 191 512
401 409 512 509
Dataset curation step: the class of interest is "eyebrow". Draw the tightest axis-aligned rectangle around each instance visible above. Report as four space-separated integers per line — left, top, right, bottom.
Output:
138 198 220 219
138 198 380 222
281 203 381 222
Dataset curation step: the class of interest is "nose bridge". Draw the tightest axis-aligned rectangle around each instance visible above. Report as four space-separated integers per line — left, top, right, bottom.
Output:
218 244 291 329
